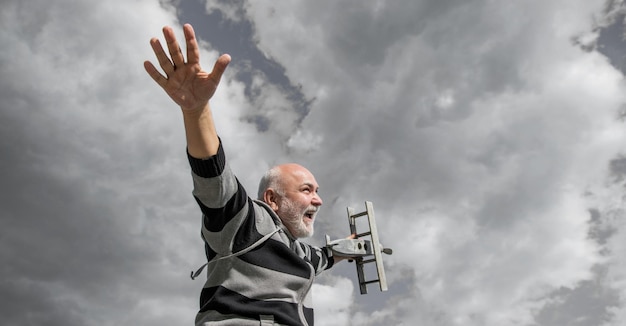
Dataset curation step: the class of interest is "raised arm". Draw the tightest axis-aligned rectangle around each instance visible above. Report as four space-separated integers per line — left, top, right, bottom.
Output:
144 24 231 158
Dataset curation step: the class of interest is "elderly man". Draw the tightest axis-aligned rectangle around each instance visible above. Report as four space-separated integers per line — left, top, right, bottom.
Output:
145 24 343 326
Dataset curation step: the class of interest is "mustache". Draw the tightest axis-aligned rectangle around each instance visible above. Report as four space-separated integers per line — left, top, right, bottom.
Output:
305 206 319 213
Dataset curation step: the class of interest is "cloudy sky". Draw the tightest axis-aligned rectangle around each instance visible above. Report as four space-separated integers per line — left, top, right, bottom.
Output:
2 0 626 325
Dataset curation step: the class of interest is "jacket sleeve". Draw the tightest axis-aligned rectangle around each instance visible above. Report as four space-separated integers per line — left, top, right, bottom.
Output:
299 242 335 275
187 139 253 255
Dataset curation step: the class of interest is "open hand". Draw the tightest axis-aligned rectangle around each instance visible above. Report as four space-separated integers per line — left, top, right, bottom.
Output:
144 24 230 112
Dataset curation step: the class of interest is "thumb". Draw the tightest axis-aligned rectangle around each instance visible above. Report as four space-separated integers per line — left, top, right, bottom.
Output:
209 54 231 83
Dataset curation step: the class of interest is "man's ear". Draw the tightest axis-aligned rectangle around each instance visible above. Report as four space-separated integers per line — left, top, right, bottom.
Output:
263 189 280 212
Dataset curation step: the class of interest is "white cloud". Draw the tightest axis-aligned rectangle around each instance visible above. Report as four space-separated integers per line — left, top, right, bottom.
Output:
312 276 354 326
592 172 626 326
3 0 626 325
226 0 626 325
0 0 240 325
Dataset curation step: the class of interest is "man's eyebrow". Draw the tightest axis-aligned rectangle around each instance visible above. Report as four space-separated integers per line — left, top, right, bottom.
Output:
301 182 318 189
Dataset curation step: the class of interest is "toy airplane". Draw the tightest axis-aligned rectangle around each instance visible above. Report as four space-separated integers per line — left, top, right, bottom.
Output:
325 201 392 294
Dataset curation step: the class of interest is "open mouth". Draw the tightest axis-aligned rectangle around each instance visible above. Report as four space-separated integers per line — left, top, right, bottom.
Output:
304 211 316 221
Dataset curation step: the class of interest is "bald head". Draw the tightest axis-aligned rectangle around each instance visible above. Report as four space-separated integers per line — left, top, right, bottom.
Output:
257 163 323 238
257 163 314 199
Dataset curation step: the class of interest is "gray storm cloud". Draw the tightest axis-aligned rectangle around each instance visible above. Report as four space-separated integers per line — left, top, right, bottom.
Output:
1 0 625 325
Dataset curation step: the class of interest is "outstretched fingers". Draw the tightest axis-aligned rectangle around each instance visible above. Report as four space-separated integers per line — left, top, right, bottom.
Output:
145 24 232 104
162 26 185 68
143 60 168 88
149 37 175 76
184 24 200 65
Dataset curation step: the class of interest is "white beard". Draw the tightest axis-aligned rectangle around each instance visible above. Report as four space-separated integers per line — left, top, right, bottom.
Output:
279 199 316 238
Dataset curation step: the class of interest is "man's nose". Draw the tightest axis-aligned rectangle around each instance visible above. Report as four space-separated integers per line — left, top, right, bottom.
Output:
312 193 323 206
